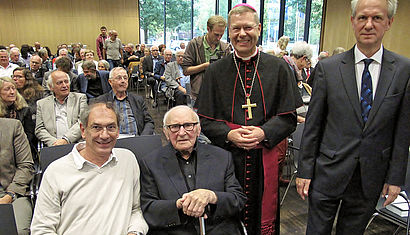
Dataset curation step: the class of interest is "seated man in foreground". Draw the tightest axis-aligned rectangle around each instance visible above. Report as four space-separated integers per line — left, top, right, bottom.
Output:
0 118 34 235
140 105 246 235
31 102 148 235
95 67 154 136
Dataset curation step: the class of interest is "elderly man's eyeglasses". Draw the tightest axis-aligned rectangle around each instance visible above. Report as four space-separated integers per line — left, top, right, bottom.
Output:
113 75 128 81
89 124 118 133
166 122 198 133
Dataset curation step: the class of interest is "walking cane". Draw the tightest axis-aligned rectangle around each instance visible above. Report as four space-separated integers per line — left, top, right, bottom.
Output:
199 217 206 235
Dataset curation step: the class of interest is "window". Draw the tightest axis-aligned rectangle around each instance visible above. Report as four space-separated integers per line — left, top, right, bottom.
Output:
165 0 191 50
139 0 164 45
262 0 281 49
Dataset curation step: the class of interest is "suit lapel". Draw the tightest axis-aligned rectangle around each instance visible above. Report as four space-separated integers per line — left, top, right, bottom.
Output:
66 93 74 127
162 144 188 196
364 49 395 131
340 49 363 126
195 144 211 189
46 96 57 134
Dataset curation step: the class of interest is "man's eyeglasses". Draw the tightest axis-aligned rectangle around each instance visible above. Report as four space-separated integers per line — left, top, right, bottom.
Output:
89 124 118 133
230 25 258 33
166 122 198 133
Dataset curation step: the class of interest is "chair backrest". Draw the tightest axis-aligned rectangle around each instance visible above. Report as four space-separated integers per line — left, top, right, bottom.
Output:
115 135 162 163
0 204 18 235
39 143 75 172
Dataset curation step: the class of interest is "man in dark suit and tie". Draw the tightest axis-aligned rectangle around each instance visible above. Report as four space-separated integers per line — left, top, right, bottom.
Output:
296 0 410 234
140 105 246 235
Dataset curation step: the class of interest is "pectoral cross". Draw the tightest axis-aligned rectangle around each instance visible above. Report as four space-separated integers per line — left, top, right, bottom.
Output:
242 97 257 120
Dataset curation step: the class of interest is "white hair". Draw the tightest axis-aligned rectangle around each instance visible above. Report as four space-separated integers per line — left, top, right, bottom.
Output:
351 0 398 18
47 71 70 89
163 105 200 127
109 67 126 80
290 41 313 59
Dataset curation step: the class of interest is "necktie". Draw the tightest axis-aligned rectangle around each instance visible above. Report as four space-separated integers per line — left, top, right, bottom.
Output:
360 59 373 123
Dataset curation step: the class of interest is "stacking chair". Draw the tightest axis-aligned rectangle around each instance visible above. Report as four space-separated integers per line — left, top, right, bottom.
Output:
280 122 305 206
0 204 19 235
366 152 410 234
115 135 162 163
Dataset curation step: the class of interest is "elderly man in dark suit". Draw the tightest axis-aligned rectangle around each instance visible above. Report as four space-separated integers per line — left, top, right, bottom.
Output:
296 0 410 234
95 67 154 136
140 105 246 235
0 118 34 235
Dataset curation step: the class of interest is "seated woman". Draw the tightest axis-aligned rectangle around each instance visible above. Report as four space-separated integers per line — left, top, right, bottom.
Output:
0 76 36 153
12 67 44 121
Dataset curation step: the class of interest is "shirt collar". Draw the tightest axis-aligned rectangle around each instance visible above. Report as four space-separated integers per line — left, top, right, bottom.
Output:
72 143 118 170
170 142 198 159
203 35 221 51
111 90 128 100
354 44 383 65
53 94 69 104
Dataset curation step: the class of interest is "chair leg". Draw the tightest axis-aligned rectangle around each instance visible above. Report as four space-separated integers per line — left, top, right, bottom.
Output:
280 170 297 207
392 226 402 235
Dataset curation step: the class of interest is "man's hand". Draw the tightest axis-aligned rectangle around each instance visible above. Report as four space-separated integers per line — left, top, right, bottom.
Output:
177 86 187 94
176 189 217 218
296 177 311 200
53 139 68 146
0 195 13 204
382 184 401 207
241 126 265 143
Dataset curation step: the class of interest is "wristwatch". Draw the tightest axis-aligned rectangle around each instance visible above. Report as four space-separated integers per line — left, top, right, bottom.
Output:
5 191 16 202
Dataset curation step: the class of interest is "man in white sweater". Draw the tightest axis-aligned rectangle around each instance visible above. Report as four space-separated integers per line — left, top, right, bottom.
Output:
31 102 148 235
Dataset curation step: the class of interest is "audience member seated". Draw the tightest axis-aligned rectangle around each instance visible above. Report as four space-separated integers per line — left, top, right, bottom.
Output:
0 76 36 151
29 55 47 84
75 60 111 99
9 47 26 67
52 48 70 70
38 48 52 72
35 71 87 147
123 43 141 68
31 102 149 235
0 49 19 77
42 56 78 96
33 42 41 53
74 48 86 72
77 49 98 75
12 67 44 121
142 45 163 100
98 59 110 71
94 67 154 137
135 43 145 58
140 105 246 234
151 49 173 105
20 45 32 68
0 118 34 235
164 50 190 106
332 46 346 56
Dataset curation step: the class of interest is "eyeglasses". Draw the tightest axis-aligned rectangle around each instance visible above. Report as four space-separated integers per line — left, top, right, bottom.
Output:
166 122 198 133
151 49 159 51
113 75 128 81
89 124 118 133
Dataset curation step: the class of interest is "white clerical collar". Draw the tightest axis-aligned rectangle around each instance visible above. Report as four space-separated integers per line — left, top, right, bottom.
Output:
234 47 258 61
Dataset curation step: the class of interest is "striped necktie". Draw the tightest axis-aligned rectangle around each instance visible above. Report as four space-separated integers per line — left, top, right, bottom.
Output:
360 59 373 123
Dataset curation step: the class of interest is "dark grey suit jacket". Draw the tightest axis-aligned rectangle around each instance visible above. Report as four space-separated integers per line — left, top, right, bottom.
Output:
94 91 154 136
297 48 410 199
140 143 246 235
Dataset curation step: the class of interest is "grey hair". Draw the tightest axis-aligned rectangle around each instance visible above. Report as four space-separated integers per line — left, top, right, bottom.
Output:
163 105 200 127
0 49 9 56
176 49 185 55
109 67 126 80
351 0 398 18
98 60 110 70
81 60 96 70
58 48 68 56
10 47 20 54
80 101 120 128
47 71 70 89
38 48 48 58
290 41 313 59
31 54 43 64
